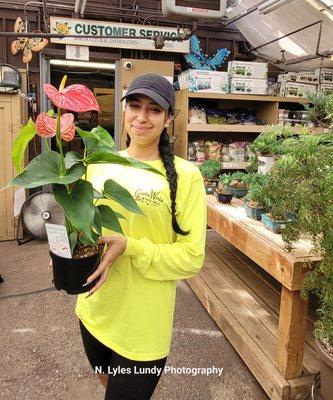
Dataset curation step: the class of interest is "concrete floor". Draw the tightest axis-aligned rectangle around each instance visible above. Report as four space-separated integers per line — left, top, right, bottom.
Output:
0 239 268 400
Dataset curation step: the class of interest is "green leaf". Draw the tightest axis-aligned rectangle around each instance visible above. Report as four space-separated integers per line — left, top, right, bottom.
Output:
79 230 99 245
98 204 124 234
47 109 55 117
65 151 83 169
103 179 143 215
12 118 36 173
9 151 86 189
76 126 116 156
69 231 78 254
114 211 126 220
85 151 164 176
91 126 115 147
53 180 95 243
92 206 102 235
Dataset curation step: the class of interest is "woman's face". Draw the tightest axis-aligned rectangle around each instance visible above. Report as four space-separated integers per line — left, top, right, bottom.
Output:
124 94 171 146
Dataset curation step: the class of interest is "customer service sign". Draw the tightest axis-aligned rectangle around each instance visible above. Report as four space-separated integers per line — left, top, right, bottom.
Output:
50 17 189 53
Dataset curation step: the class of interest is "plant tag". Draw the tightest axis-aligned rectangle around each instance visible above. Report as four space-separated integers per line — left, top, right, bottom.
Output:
45 223 72 258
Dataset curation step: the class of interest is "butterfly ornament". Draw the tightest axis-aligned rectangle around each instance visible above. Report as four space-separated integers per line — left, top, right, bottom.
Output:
11 17 48 64
184 35 230 71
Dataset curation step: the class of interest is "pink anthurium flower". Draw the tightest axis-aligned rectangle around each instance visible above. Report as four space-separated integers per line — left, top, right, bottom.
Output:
36 112 75 142
44 83 100 112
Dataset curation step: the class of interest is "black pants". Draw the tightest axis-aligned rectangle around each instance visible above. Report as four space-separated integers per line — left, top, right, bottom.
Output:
79 320 167 400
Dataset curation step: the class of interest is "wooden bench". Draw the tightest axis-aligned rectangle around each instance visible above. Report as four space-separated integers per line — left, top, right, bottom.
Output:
187 196 320 400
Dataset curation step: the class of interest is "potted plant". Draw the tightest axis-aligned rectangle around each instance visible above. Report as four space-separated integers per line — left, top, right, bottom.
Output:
5 76 163 295
250 125 304 174
243 173 267 220
198 159 221 194
215 174 233 204
227 171 250 198
256 132 333 399
302 91 333 128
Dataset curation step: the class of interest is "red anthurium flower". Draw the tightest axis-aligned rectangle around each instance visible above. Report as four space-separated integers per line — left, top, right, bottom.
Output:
60 113 75 142
36 112 75 142
36 112 56 138
44 83 100 112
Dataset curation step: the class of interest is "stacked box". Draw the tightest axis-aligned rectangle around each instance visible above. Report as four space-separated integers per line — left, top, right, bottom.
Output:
228 61 268 96
318 84 333 95
279 81 317 98
228 61 268 79
315 68 333 84
277 72 318 84
230 78 267 95
178 70 229 93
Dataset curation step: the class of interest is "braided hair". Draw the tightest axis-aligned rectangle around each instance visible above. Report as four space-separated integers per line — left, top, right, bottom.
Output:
126 127 190 236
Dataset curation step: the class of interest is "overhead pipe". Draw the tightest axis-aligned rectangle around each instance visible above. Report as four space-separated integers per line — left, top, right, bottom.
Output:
74 0 81 13
258 0 297 15
80 0 88 16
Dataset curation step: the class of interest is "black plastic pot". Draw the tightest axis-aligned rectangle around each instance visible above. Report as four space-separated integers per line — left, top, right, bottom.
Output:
50 250 102 295
214 191 233 204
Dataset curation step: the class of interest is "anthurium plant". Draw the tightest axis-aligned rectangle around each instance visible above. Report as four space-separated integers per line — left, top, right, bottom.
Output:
8 76 162 257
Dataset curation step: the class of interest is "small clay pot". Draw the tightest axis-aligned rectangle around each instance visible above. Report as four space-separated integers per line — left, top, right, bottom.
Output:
214 191 233 204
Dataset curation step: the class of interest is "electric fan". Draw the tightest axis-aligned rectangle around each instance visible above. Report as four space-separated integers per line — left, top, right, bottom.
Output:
19 191 64 241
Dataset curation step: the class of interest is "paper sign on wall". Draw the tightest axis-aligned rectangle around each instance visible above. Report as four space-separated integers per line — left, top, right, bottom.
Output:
45 223 72 258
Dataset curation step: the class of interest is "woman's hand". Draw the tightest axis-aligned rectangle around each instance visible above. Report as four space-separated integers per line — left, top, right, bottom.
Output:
85 235 127 296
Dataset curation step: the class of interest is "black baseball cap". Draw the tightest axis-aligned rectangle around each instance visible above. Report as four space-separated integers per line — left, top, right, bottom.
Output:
121 74 175 111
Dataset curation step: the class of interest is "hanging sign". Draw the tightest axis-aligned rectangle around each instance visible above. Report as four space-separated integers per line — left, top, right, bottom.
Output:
50 17 189 53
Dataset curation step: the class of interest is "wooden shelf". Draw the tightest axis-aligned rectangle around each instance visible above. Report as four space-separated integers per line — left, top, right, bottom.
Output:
181 90 309 103
192 161 250 170
188 123 269 133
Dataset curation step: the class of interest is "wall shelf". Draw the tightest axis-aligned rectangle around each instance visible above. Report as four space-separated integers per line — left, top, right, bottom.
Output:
188 123 269 133
174 89 307 162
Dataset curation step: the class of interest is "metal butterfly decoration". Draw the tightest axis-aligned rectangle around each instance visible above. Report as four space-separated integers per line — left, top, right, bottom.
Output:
184 35 230 71
11 17 48 64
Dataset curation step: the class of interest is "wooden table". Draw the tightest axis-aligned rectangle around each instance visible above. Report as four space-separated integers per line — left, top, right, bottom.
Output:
187 196 320 400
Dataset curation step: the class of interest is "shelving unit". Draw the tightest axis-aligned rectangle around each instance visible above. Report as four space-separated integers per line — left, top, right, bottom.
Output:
174 90 308 162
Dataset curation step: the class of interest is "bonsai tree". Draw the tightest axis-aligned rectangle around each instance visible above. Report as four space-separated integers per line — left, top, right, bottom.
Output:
302 91 333 128
245 172 268 209
250 125 311 156
217 173 233 194
6 75 162 257
198 159 221 182
228 171 249 189
257 133 333 350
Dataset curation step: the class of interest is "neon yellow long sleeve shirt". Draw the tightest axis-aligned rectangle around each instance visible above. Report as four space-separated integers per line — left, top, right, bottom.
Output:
75 149 207 361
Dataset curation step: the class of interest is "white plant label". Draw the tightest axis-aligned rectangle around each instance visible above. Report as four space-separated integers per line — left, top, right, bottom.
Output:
45 223 72 258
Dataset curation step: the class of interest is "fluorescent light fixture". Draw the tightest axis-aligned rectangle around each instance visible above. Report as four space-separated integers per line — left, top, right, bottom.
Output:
258 0 296 15
50 59 115 70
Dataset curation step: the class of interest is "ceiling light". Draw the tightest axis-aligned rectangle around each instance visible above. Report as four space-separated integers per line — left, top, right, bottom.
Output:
50 59 115 70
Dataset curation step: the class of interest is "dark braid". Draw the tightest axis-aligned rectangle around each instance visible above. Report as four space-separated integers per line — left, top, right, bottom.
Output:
158 128 189 236
126 129 190 236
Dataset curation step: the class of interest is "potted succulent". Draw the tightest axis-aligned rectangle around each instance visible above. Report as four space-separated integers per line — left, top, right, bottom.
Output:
256 132 333 399
5 76 162 295
215 174 233 204
198 159 221 194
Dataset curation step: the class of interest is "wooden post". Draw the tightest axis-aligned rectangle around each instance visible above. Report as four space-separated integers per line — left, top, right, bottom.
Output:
276 287 309 379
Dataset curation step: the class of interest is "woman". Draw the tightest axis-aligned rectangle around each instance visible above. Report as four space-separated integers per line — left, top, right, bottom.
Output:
75 74 207 400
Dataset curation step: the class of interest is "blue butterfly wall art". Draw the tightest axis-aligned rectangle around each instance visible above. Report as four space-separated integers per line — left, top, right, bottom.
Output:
184 35 230 71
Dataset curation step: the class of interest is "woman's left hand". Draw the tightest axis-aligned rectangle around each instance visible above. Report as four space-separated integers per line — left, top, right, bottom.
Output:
85 235 127 296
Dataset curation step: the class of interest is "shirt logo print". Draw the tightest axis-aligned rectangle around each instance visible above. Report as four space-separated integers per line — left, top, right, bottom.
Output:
134 189 165 206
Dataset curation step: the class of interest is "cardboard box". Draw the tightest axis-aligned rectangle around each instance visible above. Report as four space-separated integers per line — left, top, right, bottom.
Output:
178 70 229 93
318 84 333 94
228 61 268 79
94 88 115 128
278 72 318 84
315 68 333 83
230 78 267 95
279 82 317 98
